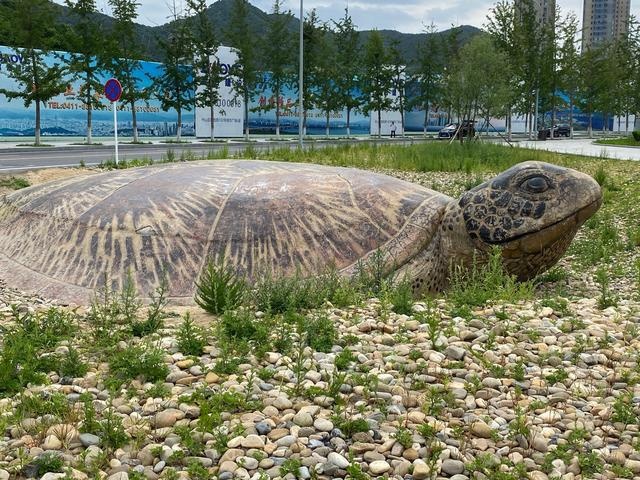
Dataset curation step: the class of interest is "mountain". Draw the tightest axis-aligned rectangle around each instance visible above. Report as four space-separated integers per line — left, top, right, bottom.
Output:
1 0 482 67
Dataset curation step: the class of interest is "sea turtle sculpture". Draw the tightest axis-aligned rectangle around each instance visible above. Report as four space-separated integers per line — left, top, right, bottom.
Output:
0 159 601 305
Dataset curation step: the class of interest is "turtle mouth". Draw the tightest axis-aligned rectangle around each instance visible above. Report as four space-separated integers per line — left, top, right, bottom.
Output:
499 197 602 254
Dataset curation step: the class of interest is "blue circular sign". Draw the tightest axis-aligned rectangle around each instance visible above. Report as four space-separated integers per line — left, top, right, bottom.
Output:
104 78 122 102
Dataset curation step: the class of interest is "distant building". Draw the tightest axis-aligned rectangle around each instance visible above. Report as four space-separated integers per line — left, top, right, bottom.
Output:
582 0 631 49
516 0 556 27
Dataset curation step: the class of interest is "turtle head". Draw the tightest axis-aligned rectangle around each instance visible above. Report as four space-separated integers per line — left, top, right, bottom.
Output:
457 161 602 279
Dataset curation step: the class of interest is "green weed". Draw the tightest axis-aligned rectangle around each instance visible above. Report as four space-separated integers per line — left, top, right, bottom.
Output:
194 258 247 315
448 247 535 307
177 313 207 356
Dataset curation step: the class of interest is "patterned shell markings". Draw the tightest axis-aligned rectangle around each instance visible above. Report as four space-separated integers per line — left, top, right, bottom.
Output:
0 160 447 303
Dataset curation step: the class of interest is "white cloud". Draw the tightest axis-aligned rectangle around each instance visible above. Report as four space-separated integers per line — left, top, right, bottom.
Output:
63 0 640 34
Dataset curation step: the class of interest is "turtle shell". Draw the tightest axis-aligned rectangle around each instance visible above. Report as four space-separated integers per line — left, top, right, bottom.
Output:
0 160 451 304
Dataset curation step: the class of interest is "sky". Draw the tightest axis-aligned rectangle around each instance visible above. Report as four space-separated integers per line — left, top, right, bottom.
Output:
84 0 639 34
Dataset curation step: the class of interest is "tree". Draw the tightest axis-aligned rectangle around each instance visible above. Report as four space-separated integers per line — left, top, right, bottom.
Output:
388 39 406 136
312 23 340 138
64 0 104 144
0 0 65 146
411 23 445 136
225 0 260 140
105 0 146 143
295 9 323 135
187 0 223 141
332 9 362 137
443 34 512 142
153 13 195 141
578 44 608 138
486 0 550 137
262 0 295 137
361 30 394 138
557 13 580 137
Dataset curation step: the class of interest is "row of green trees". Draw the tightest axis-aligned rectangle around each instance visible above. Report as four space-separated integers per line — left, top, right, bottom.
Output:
1 0 638 145
454 0 640 139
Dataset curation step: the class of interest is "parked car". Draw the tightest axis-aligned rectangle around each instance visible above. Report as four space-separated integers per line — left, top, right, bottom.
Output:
538 124 571 138
438 121 476 139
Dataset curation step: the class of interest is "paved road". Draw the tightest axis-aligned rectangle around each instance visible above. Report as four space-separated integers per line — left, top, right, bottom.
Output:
0 137 423 173
1 136 638 173
0 141 296 172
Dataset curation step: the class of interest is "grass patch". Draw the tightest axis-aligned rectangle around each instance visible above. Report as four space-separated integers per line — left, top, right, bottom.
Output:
448 247 535 307
251 141 579 173
0 176 30 189
594 137 640 147
0 307 78 397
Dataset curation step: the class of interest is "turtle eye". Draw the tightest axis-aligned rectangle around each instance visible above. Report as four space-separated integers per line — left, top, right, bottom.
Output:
521 176 550 193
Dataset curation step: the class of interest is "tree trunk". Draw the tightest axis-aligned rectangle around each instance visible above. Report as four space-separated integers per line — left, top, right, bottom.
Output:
87 97 93 145
588 111 593 138
507 105 512 142
346 108 351 137
209 103 215 142
303 110 307 136
399 97 404 136
377 109 381 138
569 96 574 139
244 90 249 141
86 75 93 145
325 111 330 138
275 87 281 138
35 100 41 146
423 105 429 137
177 108 182 142
131 100 138 143
626 112 630 135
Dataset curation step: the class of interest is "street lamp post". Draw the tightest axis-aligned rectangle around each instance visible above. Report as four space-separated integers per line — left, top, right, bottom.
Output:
298 0 303 149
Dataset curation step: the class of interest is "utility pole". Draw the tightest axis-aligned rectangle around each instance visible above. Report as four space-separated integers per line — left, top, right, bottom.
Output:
298 0 304 148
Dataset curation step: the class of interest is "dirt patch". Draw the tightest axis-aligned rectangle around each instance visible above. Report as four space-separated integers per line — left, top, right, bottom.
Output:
0 167 97 196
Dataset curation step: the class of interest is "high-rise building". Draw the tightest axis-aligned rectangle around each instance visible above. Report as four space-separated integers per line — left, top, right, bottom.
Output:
582 0 631 49
516 0 556 26
533 0 556 26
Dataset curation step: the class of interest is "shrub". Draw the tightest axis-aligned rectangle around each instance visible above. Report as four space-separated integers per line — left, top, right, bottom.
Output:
32 452 64 475
305 312 337 353
195 258 247 314
108 342 169 386
0 307 77 396
58 346 88 378
632 130 640 141
254 270 311 313
177 313 207 356
352 249 388 296
99 402 129 450
87 273 142 344
131 274 169 337
390 278 414 315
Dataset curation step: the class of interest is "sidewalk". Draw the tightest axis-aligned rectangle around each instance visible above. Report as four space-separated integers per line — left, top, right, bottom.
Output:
515 138 640 161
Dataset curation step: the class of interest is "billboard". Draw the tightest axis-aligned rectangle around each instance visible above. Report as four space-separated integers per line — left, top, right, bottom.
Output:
0 45 194 138
194 46 244 138
248 75 370 135
369 80 404 136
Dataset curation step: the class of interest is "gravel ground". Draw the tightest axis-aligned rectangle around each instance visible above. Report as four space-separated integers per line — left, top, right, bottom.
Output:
0 165 639 480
